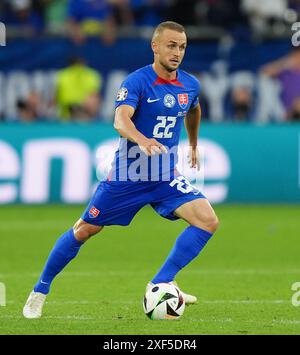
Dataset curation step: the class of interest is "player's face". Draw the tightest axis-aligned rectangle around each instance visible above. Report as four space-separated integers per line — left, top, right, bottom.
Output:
153 29 187 72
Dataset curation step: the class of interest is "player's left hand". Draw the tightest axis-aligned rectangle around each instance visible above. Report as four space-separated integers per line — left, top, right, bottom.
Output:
188 146 200 171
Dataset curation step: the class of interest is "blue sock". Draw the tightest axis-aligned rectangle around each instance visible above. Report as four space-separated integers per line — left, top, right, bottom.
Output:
151 226 213 284
34 228 83 294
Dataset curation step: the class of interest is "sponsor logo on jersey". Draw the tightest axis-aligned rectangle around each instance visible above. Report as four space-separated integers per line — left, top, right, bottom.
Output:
164 94 176 108
89 206 100 218
177 111 187 117
116 87 128 101
178 94 189 109
147 97 160 103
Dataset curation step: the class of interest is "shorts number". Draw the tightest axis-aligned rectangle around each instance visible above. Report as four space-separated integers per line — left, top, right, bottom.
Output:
169 176 194 194
153 116 177 139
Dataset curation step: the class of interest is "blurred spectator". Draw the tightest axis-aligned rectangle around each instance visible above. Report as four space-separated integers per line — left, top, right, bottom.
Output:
129 0 169 26
55 57 102 121
44 0 68 31
229 87 253 121
107 0 170 27
0 2 4 18
170 0 198 26
261 46 300 119
3 0 44 34
110 0 134 26
225 71 255 121
16 92 41 122
207 0 249 33
242 0 288 36
67 0 116 45
226 72 255 121
289 0 300 15
31 0 49 18
288 97 300 121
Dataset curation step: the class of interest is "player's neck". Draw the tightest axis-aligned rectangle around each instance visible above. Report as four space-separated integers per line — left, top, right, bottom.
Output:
152 63 177 81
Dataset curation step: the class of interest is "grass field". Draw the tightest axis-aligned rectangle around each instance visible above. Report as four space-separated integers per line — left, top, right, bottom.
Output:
0 204 299 335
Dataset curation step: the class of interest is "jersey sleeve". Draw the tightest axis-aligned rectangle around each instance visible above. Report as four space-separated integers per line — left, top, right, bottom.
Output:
115 72 143 110
190 78 201 109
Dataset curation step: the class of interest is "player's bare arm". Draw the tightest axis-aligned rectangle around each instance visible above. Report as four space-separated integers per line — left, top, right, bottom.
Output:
114 104 167 156
185 103 201 170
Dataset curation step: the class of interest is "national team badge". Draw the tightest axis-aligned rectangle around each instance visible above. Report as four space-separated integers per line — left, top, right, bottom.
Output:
178 94 189 109
164 94 176 108
89 206 100 218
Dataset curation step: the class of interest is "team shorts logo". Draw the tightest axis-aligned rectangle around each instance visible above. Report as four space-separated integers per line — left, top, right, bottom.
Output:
178 94 189 109
164 94 176 108
89 206 100 218
116 87 128 101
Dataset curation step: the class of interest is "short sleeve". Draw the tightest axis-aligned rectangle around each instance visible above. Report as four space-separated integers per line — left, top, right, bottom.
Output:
190 79 201 109
115 73 142 110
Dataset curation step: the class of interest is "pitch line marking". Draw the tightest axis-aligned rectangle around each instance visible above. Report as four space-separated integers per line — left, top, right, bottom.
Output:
2 269 300 278
0 315 300 325
4 299 291 306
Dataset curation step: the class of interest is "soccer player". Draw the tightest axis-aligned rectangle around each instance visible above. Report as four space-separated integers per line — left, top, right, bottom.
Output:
23 21 219 319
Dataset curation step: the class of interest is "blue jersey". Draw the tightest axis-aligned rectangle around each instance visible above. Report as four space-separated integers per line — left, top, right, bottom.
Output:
82 66 204 226
110 64 201 181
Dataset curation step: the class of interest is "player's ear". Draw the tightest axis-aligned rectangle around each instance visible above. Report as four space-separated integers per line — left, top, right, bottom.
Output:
151 41 158 55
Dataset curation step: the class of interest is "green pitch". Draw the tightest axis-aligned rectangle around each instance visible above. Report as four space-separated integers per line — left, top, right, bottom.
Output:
0 204 299 335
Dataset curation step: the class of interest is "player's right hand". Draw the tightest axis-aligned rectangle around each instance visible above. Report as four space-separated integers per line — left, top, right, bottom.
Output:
137 138 168 156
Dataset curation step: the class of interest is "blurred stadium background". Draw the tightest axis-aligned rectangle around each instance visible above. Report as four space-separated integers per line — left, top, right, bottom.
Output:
0 0 300 335
0 0 300 205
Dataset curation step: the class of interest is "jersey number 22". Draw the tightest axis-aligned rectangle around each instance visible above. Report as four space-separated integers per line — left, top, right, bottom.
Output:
153 116 177 139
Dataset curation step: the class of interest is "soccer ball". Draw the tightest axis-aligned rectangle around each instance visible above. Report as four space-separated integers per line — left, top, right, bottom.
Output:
143 283 185 320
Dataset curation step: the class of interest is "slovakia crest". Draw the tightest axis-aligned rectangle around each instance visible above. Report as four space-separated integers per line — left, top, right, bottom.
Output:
178 94 189 109
89 206 100 218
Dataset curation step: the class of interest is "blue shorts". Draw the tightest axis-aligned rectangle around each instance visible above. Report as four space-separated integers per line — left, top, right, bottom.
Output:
81 176 206 226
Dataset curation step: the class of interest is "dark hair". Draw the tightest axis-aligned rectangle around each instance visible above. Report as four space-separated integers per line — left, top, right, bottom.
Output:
68 56 85 66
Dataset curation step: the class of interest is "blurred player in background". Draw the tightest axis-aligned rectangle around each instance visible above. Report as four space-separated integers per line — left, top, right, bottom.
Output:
261 46 300 120
55 56 102 121
23 21 219 319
